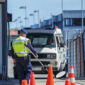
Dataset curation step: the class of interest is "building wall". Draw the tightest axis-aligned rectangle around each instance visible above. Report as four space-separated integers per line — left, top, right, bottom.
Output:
0 4 2 74
63 11 85 18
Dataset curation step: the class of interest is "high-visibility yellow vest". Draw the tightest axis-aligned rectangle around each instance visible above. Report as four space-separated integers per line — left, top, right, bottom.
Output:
12 36 31 57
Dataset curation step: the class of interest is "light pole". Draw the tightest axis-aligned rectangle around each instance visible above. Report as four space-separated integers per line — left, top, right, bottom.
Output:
61 0 64 30
51 13 54 28
17 17 23 28
34 10 40 28
61 0 63 12
24 17 29 27
61 0 64 29
81 0 84 29
13 18 18 29
19 6 27 27
29 13 35 25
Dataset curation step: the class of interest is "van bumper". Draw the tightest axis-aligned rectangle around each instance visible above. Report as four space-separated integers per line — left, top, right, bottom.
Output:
32 66 59 74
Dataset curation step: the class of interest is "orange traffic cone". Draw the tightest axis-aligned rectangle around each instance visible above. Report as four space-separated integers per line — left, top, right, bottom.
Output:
21 80 28 85
69 65 76 85
30 72 36 85
46 65 54 85
65 79 71 85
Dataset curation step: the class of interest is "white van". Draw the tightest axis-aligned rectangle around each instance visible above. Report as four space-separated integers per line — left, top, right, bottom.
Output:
27 28 67 76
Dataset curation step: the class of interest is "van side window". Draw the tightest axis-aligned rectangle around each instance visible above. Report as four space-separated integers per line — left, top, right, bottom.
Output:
56 36 65 47
59 36 65 47
56 37 59 47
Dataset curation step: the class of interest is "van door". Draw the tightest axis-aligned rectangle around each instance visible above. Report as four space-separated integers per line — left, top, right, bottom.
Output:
56 35 65 48
55 35 66 70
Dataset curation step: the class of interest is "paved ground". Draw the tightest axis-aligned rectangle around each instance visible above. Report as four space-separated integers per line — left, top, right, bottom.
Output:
8 56 14 78
0 79 85 85
7 57 85 85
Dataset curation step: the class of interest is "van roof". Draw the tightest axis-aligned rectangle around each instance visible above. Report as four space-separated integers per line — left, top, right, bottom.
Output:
26 29 62 35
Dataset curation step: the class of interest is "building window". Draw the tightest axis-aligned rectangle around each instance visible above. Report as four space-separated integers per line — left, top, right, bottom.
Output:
84 18 85 26
72 18 81 26
64 18 82 26
64 18 72 26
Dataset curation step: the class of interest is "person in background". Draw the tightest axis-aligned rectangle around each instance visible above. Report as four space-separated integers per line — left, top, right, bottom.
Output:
11 28 38 85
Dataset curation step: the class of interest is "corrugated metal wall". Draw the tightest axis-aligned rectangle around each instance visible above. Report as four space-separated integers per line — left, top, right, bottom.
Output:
68 31 85 78
83 31 85 77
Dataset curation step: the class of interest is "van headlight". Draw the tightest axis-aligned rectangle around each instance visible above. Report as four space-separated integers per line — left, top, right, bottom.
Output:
47 54 56 59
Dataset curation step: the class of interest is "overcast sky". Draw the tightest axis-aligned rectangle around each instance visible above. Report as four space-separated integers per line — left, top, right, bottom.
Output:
7 0 85 28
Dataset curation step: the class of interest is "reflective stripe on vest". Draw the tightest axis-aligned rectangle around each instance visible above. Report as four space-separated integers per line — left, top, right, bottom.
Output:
12 36 30 57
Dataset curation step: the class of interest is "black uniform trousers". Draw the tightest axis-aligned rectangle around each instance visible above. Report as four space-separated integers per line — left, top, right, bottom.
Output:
16 56 32 85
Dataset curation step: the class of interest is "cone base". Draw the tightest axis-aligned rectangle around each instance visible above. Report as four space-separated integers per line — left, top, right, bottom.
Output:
65 79 71 85
71 83 76 85
22 80 28 85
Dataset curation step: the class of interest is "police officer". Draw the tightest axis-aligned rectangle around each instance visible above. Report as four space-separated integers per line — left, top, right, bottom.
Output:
11 28 38 85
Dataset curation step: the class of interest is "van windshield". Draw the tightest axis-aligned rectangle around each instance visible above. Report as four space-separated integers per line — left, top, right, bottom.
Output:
27 33 56 47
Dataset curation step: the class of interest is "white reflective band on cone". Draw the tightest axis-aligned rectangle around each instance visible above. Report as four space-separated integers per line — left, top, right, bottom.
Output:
69 68 74 73
70 78 75 83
